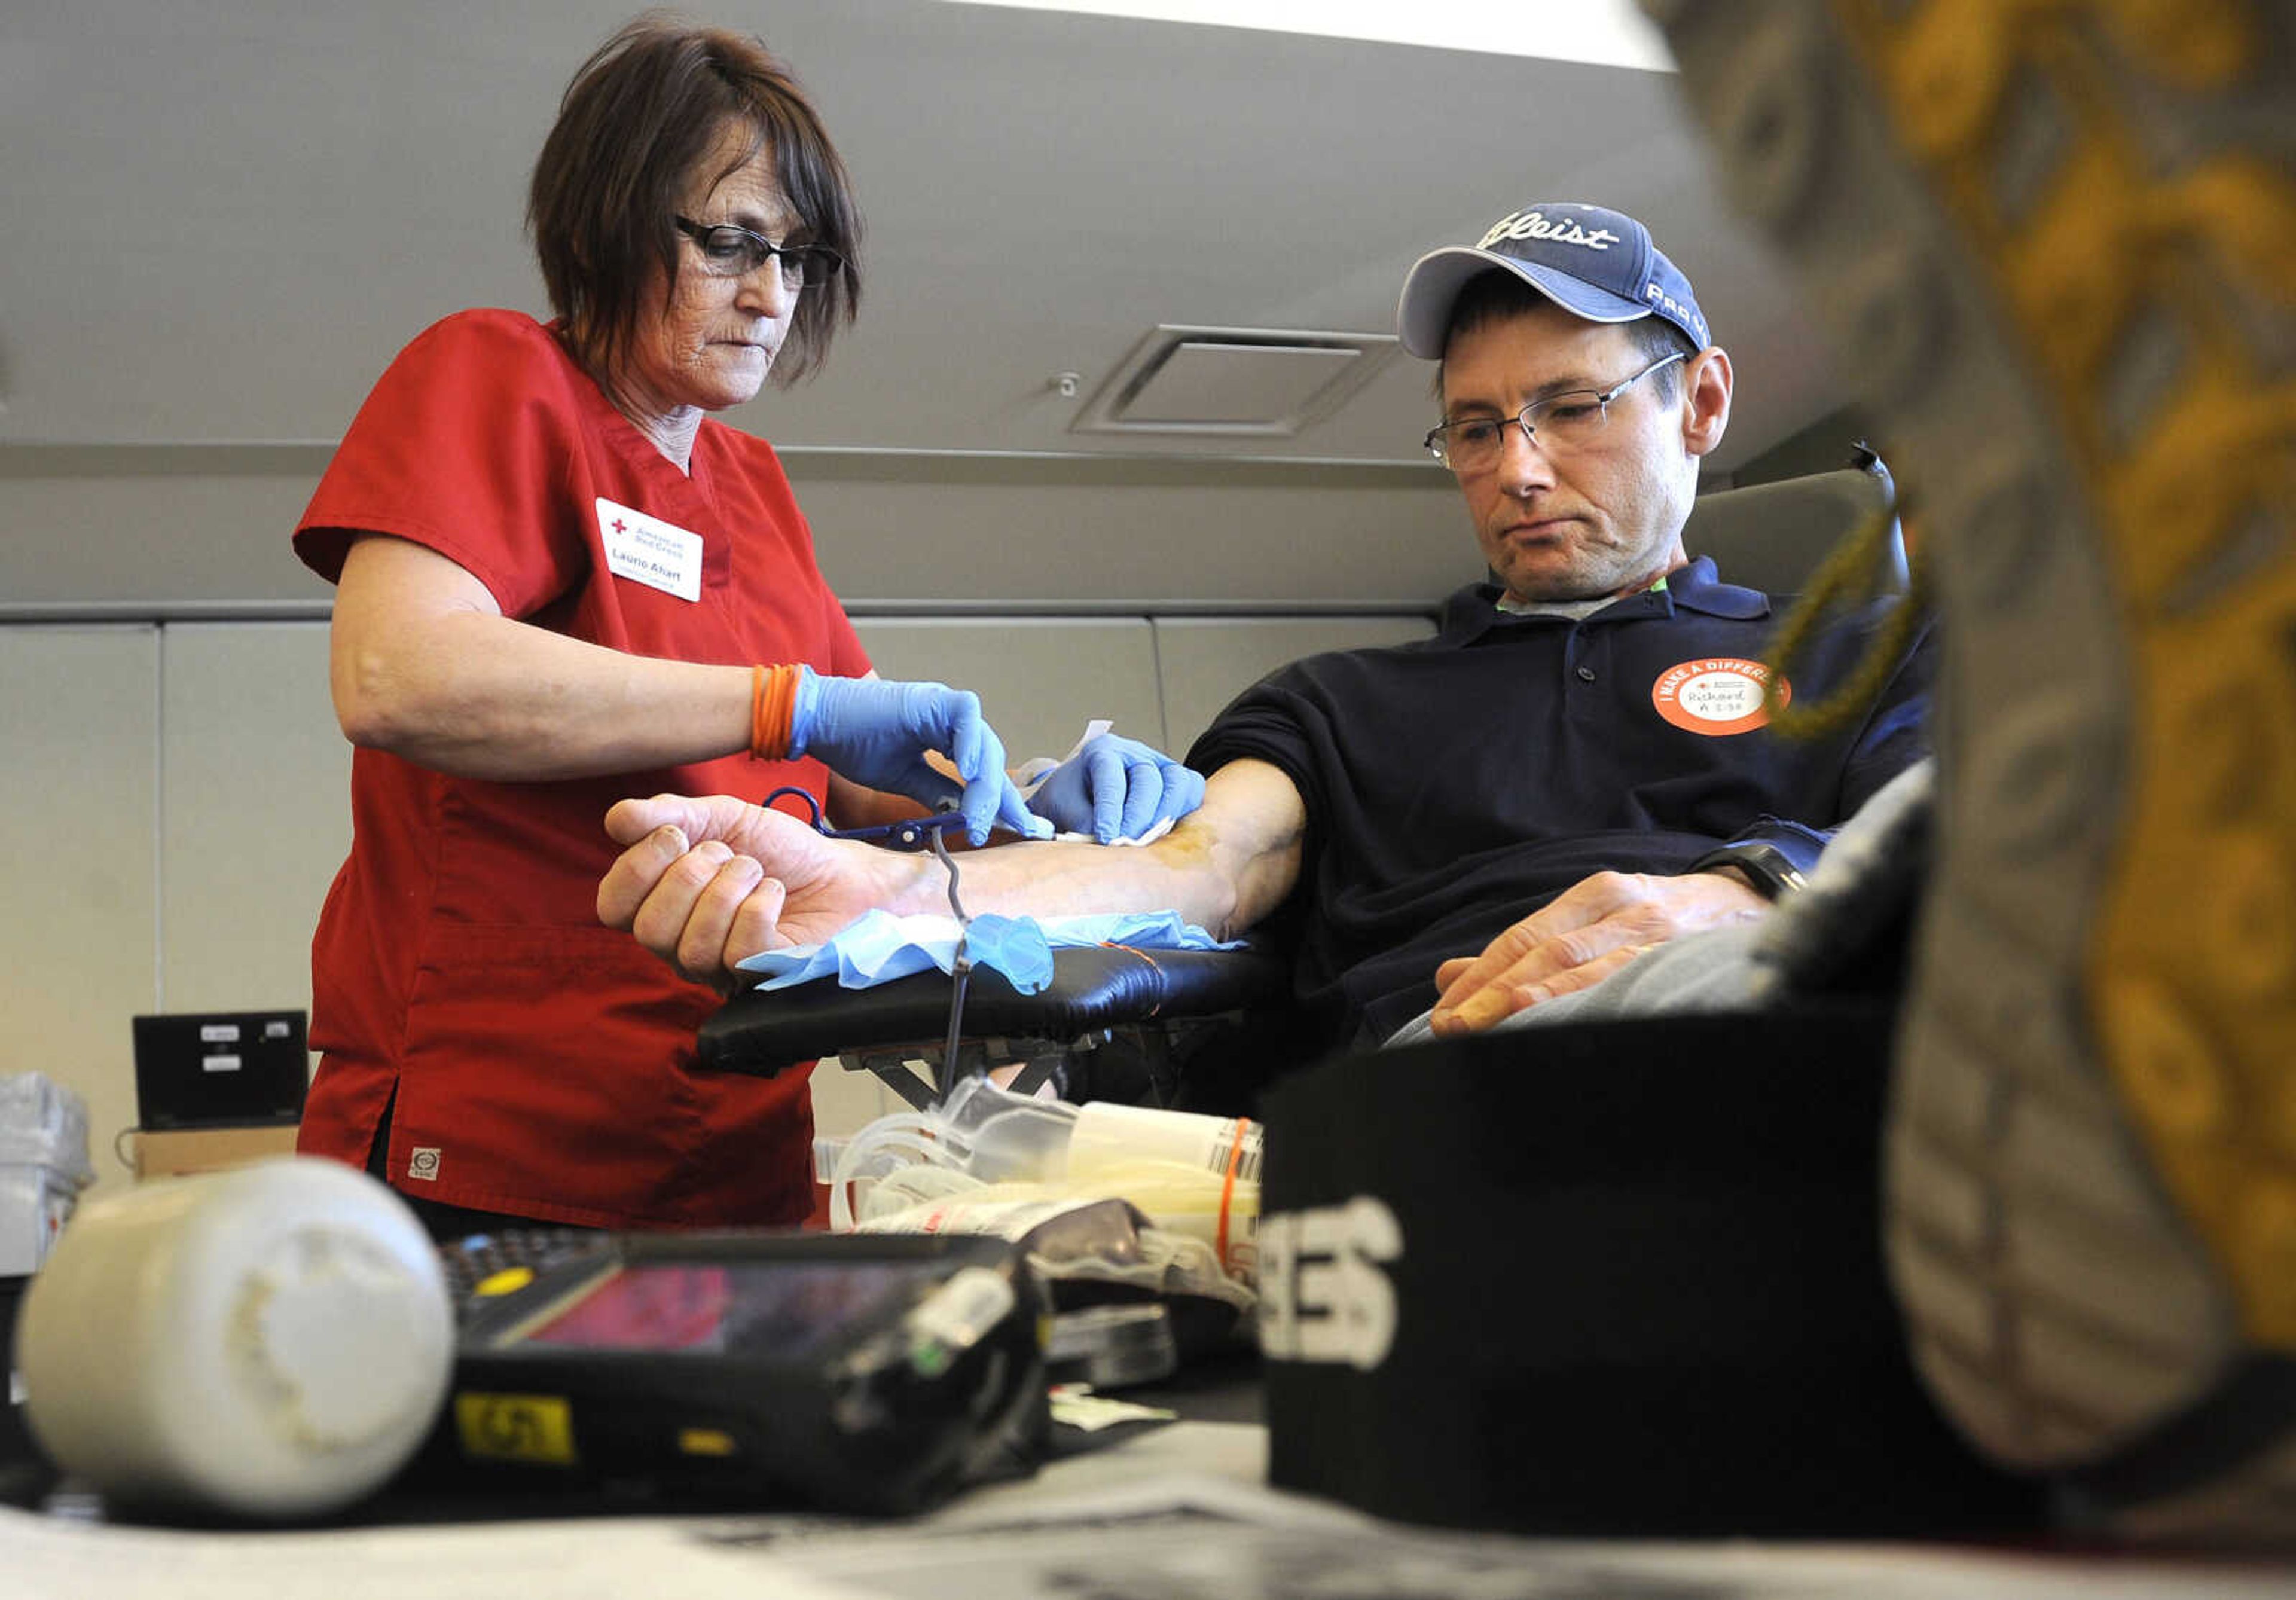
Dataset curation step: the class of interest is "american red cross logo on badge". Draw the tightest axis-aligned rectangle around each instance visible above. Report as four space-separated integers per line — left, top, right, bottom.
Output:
1652 657 1788 736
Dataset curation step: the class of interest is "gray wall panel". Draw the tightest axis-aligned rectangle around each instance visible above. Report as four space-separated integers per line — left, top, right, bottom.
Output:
159 622 350 1027
1 450 1476 616
0 462 334 609
0 603 1445 1193
0 626 161 1195
795 469 1473 609
1154 615 1437 758
851 617 1169 764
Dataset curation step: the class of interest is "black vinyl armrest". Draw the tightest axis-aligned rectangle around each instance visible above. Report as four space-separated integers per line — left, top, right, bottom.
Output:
697 942 1291 1077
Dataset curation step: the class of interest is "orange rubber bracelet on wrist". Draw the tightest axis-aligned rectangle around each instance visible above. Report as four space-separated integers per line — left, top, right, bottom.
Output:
749 664 801 761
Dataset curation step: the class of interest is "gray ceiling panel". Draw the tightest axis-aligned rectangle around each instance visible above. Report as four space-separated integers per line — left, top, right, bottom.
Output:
1 0 1838 459
0 2 1848 609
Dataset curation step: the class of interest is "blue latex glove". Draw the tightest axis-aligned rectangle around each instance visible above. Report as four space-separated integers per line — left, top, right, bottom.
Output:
789 668 1050 845
1025 733 1208 844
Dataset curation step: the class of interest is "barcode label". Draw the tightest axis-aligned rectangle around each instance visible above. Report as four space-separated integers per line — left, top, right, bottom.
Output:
1209 1120 1265 1187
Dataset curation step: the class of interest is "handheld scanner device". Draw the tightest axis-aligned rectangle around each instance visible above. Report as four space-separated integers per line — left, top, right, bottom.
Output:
441 1230 1053 1515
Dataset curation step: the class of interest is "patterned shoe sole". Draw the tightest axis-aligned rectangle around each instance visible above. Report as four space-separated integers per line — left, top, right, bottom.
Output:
1645 0 2295 1542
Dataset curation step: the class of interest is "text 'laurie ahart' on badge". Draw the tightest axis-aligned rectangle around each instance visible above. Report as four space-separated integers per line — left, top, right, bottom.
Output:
596 498 703 601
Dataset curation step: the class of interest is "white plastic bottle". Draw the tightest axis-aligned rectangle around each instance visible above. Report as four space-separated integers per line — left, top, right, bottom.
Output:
16 1156 456 1519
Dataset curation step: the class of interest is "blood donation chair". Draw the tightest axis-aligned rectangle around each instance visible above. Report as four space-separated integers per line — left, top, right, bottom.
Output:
698 453 1911 1114
698 939 1292 1112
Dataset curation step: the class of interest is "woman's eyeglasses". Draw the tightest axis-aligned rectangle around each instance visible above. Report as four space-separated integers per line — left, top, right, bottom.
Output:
673 217 844 289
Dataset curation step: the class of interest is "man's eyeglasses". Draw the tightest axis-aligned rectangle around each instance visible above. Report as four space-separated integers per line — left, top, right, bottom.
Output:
1423 352 1688 472
673 216 845 289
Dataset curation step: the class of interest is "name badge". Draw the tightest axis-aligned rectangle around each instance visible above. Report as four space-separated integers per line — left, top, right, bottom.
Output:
1651 657 1788 737
596 498 703 601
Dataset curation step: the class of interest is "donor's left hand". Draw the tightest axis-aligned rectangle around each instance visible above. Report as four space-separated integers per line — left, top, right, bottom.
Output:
1427 868 1768 1036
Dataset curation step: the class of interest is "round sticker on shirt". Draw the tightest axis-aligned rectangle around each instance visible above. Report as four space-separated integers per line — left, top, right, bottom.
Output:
1652 657 1789 736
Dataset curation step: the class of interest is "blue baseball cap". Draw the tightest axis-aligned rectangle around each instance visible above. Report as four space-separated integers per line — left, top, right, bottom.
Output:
1397 201 1710 358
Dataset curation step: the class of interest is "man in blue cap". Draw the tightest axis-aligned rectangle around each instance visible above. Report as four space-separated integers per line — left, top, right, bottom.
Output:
1396 202 1720 619
597 201 1934 1057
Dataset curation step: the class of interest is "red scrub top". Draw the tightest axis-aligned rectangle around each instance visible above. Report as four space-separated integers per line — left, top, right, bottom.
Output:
292 308 869 1229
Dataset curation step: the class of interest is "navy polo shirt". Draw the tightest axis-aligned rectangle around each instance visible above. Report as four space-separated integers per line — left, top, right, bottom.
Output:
1187 557 1935 1047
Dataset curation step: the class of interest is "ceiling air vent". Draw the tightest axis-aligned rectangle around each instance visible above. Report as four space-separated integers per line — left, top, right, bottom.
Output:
1069 325 1397 438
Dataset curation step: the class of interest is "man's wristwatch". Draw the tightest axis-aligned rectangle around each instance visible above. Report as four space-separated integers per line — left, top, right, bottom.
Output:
1687 841 1810 901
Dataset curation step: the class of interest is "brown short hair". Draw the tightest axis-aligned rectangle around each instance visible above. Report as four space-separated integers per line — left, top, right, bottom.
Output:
1434 270 1696 403
527 13 862 387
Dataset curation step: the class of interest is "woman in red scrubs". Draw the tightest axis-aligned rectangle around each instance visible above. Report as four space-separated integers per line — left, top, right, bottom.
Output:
289 17 1198 1237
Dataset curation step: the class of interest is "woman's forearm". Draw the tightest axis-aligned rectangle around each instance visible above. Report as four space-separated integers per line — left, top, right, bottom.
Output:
329 532 752 781
335 606 754 781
